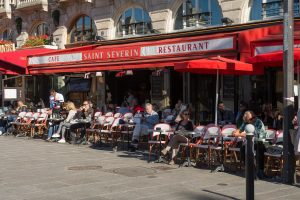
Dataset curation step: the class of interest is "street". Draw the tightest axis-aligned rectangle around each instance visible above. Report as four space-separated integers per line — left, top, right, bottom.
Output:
0 136 299 200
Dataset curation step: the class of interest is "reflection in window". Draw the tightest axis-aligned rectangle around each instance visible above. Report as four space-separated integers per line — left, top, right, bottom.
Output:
174 0 222 30
250 0 300 21
32 23 49 36
69 15 97 43
116 7 152 37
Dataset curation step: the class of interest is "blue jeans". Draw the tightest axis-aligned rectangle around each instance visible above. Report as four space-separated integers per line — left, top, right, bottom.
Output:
48 124 59 139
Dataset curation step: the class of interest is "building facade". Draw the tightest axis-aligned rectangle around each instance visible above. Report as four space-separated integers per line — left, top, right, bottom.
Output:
1 0 298 123
1 0 292 48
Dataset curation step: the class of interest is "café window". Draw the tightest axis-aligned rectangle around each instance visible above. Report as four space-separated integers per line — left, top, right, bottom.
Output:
116 7 152 37
32 23 49 36
250 0 300 21
174 0 222 30
69 15 97 43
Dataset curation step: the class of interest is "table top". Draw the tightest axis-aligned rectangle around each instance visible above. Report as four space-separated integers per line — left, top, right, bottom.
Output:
48 118 64 122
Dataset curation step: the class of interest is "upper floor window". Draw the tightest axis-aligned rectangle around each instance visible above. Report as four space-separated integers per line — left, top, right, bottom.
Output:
0 29 12 40
116 7 152 37
69 15 97 43
250 0 300 21
174 0 222 30
32 23 49 36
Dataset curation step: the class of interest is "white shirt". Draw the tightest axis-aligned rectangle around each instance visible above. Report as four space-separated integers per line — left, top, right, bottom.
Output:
55 93 64 102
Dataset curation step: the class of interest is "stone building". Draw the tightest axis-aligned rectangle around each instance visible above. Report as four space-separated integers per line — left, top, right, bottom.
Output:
0 0 298 122
1 0 290 48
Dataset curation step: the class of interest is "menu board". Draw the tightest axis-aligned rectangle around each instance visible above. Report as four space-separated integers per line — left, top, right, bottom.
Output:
151 75 164 99
223 76 235 99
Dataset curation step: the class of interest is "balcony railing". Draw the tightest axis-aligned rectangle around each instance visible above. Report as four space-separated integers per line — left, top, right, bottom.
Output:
16 0 48 11
262 2 300 19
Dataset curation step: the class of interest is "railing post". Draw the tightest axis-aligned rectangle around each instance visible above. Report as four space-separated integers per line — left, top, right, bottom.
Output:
245 124 255 200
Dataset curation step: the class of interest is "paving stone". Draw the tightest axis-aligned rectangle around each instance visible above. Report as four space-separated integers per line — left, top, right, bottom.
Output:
0 136 299 200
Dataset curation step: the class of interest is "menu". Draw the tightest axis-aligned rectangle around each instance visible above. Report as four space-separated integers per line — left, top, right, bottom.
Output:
223 76 235 99
151 75 164 99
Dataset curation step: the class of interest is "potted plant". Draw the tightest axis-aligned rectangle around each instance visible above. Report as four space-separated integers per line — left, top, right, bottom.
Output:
22 35 50 48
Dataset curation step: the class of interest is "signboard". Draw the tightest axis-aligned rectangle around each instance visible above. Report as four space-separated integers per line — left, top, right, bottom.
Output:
0 43 15 53
3 88 17 99
151 75 164 99
28 36 235 65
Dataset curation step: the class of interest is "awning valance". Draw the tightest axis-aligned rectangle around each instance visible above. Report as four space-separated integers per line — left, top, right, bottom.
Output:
0 47 56 74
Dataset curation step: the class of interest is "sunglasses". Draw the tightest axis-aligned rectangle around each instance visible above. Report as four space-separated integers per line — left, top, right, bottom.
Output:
83 103 89 106
183 113 190 115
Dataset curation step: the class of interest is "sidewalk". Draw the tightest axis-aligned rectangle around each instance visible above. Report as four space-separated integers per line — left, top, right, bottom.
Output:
0 136 299 200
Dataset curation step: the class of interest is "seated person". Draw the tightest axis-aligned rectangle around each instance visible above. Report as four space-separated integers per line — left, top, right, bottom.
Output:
161 110 194 164
3 101 28 134
71 100 94 144
217 101 234 125
233 111 266 138
131 103 159 150
233 110 267 178
52 102 78 143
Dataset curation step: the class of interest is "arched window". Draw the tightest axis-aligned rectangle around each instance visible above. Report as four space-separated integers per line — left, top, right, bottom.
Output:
52 10 60 27
250 0 300 21
69 15 97 43
116 7 152 37
0 29 11 40
174 0 222 30
32 23 49 36
15 17 22 35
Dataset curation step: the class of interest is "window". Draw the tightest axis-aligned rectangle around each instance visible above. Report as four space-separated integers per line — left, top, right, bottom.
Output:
0 29 11 40
52 10 60 27
15 17 22 35
174 0 222 30
69 15 97 43
116 7 152 37
32 23 49 36
250 0 300 21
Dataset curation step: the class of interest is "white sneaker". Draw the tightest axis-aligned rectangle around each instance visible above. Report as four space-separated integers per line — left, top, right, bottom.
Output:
52 133 60 138
58 139 66 143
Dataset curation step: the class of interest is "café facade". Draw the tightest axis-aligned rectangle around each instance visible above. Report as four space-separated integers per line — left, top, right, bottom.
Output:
26 19 300 123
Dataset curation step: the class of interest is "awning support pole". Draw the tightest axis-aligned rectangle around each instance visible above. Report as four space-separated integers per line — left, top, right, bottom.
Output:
215 69 219 125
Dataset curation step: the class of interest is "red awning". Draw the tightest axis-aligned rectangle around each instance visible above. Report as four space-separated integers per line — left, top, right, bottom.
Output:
247 48 300 67
174 56 255 75
0 48 56 74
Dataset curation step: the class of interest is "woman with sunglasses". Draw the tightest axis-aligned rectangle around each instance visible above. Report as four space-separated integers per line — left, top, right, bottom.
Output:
161 109 194 164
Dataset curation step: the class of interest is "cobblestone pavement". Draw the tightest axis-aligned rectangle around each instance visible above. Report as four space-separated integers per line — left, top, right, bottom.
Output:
0 136 299 200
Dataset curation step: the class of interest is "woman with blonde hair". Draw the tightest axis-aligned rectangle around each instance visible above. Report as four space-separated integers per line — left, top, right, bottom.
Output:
52 101 78 143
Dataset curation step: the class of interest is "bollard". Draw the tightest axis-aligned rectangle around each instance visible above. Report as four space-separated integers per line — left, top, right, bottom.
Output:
245 124 255 200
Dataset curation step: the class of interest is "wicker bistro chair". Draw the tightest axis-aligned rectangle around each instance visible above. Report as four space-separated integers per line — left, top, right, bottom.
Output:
10 112 27 135
119 113 134 150
105 112 114 117
220 125 237 164
101 117 122 147
178 125 206 164
28 112 41 137
99 116 115 144
194 124 221 167
148 123 173 162
32 113 48 138
13 112 33 137
264 130 284 177
227 136 245 171
86 115 106 143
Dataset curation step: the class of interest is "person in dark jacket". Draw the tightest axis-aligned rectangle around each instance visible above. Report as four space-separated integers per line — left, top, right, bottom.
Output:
217 101 234 125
